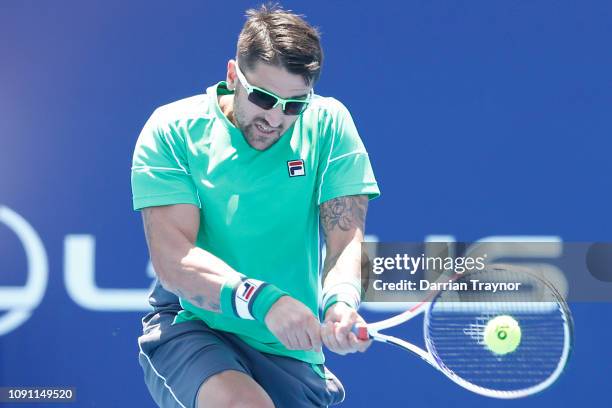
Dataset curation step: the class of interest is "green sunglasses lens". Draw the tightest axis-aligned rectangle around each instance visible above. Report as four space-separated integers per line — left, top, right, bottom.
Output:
284 101 309 115
248 89 278 110
247 88 309 115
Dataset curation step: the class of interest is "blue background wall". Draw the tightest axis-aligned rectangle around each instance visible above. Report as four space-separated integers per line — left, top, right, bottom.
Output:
1 1 610 407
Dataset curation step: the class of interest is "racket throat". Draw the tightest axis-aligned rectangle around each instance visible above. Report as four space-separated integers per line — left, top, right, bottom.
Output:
374 333 438 368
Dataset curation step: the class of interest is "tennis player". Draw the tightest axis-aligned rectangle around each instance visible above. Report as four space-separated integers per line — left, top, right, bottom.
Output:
132 5 380 407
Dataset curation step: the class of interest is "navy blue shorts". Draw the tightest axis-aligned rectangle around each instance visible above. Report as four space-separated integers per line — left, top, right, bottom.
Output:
138 309 345 408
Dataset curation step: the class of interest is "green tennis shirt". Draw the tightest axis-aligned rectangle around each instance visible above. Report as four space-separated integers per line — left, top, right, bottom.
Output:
131 82 380 364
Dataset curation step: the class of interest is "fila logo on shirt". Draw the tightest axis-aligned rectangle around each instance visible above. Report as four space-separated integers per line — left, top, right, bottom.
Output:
287 159 305 177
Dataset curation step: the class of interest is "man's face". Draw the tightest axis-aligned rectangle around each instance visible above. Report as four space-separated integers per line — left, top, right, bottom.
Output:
229 60 312 151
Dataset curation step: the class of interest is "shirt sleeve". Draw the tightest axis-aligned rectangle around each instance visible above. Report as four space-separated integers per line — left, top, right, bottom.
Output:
131 109 201 210
316 99 380 205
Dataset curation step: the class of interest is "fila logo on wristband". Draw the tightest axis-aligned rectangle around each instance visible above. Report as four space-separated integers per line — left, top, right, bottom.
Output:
233 278 266 320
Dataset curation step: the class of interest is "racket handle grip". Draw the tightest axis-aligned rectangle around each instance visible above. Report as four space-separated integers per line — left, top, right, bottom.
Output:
351 325 370 341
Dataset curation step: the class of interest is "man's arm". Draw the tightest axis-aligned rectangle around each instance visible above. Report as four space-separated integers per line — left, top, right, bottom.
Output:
141 203 321 351
320 195 372 355
142 204 237 312
320 195 369 288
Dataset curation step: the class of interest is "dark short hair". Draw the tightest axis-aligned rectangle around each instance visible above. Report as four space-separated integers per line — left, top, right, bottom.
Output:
237 4 323 86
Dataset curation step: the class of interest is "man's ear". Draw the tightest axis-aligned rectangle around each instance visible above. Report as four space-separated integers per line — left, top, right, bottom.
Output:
226 59 237 90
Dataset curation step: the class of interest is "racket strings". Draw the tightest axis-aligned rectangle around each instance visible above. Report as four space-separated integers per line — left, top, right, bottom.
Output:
428 311 566 388
424 266 572 395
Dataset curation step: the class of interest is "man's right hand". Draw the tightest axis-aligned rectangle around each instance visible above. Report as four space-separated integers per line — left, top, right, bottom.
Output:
264 296 322 352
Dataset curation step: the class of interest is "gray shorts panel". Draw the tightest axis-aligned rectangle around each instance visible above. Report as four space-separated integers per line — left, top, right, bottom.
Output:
138 310 344 408
138 311 249 408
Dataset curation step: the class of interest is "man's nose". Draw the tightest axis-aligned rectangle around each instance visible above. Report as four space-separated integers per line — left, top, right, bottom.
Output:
264 104 283 128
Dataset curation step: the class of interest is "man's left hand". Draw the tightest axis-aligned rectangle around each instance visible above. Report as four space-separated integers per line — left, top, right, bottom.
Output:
321 302 371 355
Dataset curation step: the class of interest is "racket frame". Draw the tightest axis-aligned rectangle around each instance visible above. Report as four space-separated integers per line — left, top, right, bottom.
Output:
358 265 573 399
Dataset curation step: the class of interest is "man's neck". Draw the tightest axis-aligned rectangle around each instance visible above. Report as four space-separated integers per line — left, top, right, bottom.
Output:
218 94 236 126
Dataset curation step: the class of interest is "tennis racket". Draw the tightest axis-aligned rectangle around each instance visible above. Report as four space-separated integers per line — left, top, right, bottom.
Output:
353 264 573 399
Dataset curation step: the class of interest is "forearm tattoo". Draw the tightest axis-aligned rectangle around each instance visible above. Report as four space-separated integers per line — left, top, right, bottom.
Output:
320 195 368 235
320 195 369 280
176 289 221 312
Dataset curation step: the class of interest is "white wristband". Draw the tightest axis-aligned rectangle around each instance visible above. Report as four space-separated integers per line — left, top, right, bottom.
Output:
321 282 361 313
233 278 266 320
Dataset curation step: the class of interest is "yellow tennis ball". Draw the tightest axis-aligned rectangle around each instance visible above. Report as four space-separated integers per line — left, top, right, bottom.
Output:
484 315 521 355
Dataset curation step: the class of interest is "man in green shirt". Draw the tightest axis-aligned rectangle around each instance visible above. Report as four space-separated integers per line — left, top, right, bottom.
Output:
132 5 380 407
